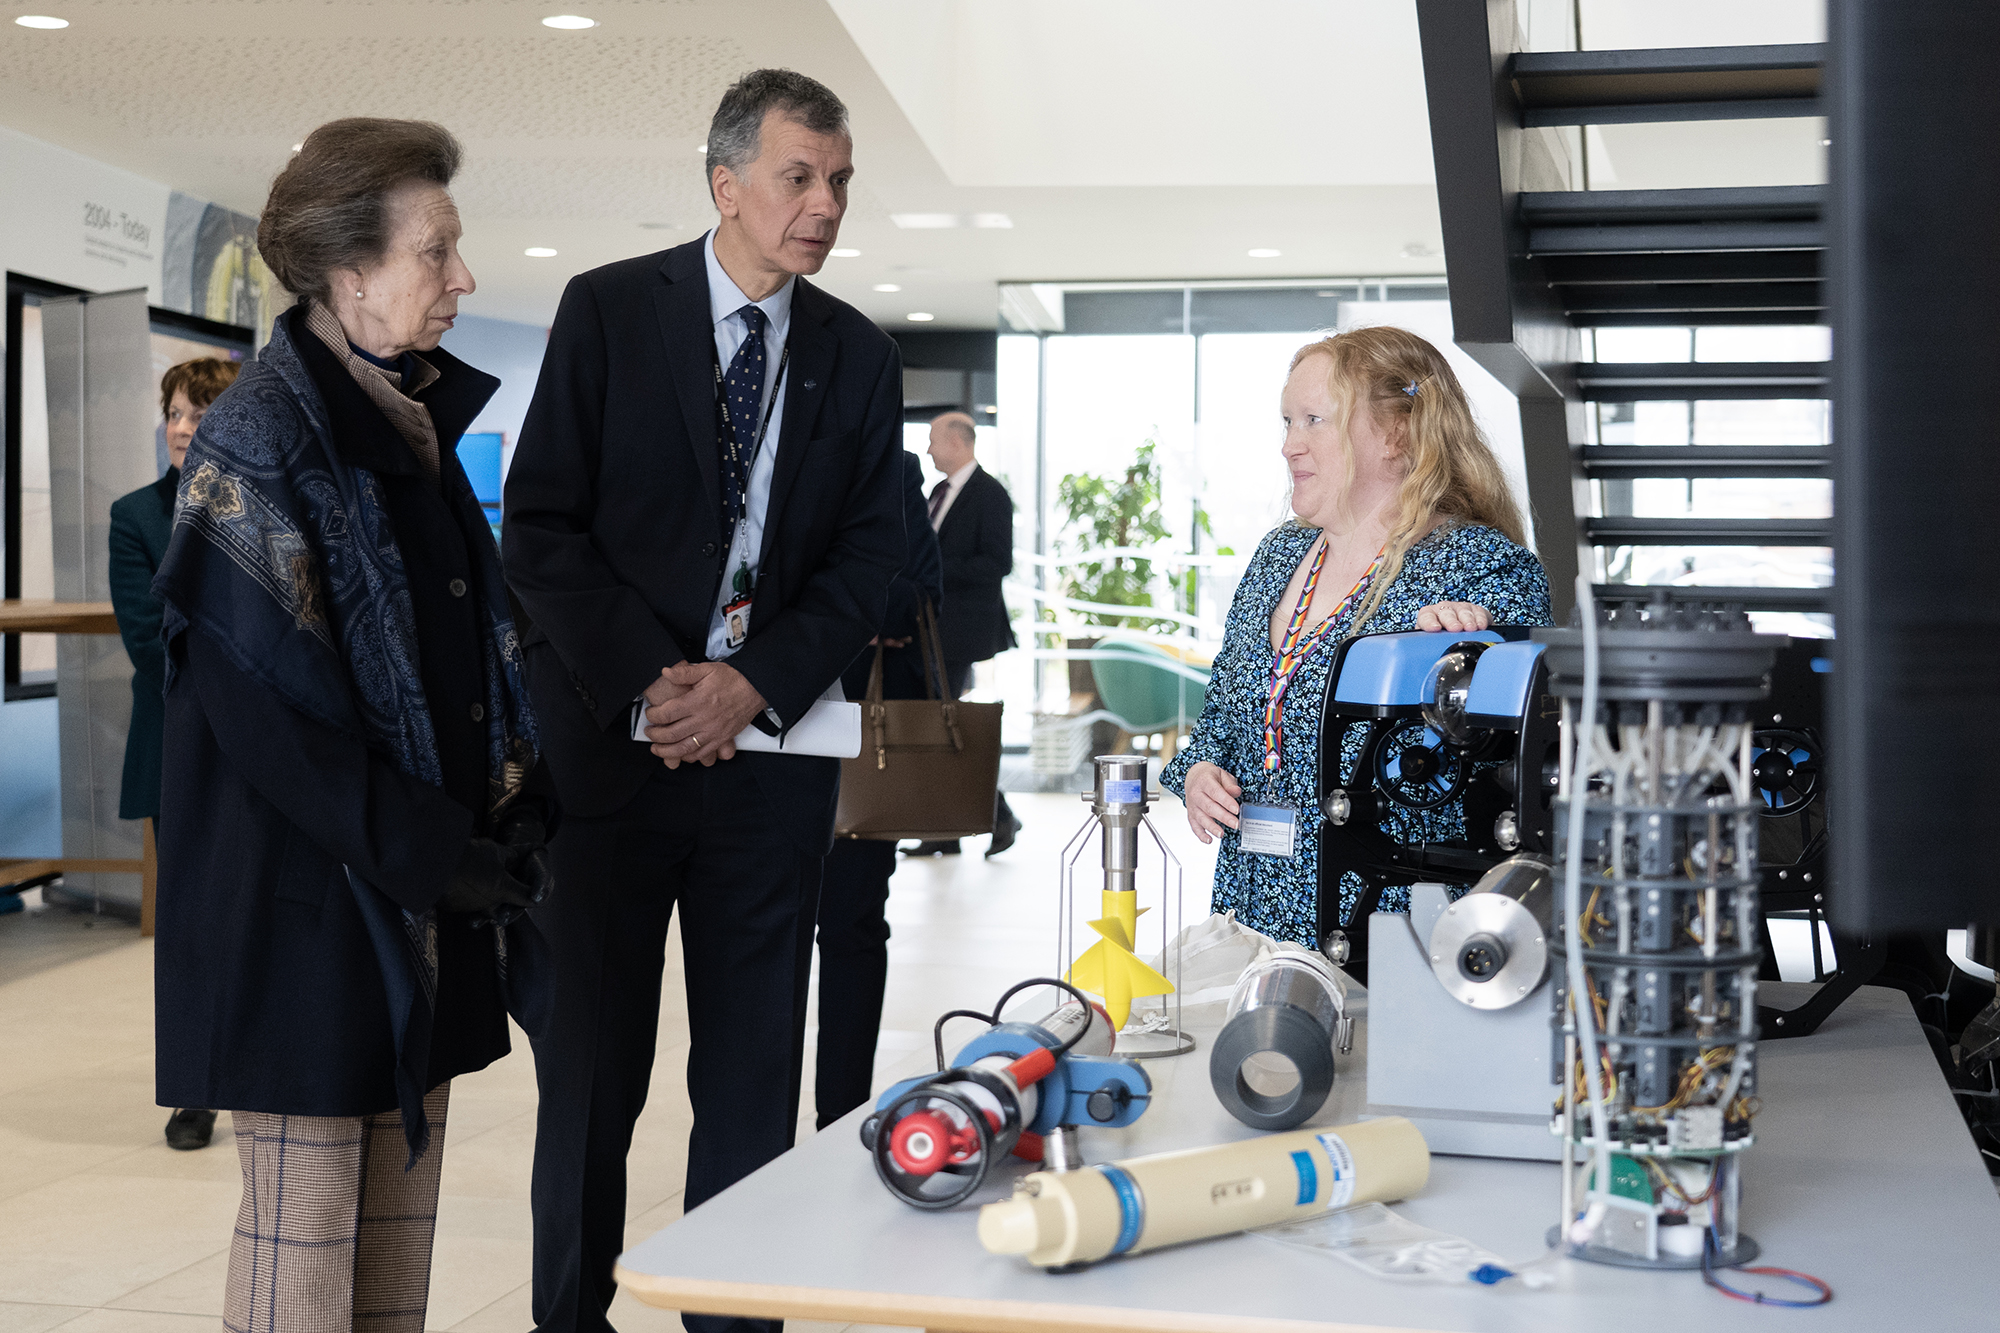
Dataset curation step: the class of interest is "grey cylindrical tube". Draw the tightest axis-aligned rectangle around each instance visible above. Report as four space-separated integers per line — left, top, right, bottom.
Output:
1209 952 1346 1130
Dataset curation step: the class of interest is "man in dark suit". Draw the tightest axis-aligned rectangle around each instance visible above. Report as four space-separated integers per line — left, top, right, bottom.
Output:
907 409 1020 856
502 70 905 1333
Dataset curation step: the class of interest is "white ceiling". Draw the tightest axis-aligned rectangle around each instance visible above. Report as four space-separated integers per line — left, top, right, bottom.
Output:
0 0 1826 330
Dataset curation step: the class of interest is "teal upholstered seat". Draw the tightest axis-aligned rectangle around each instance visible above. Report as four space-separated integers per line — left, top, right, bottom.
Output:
1089 636 1210 735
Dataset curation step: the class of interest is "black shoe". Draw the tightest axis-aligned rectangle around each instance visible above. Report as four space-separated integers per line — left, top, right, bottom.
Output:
165 1108 218 1151
904 840 961 856
985 808 1021 857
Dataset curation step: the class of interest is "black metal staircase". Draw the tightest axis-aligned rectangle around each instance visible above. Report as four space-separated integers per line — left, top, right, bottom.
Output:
1414 1 1832 619
1414 3 1861 1036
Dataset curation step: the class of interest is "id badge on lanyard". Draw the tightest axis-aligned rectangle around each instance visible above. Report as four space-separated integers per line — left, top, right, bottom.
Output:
722 560 753 650
1239 800 1299 858
714 344 789 650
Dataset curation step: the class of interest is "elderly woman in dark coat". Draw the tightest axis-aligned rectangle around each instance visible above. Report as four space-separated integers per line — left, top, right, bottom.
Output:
151 118 553 1333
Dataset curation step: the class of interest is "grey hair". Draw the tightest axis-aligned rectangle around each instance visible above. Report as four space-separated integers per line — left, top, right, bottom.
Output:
705 68 850 200
259 118 462 304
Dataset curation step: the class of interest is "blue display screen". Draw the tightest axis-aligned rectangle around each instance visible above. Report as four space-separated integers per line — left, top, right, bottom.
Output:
457 432 504 506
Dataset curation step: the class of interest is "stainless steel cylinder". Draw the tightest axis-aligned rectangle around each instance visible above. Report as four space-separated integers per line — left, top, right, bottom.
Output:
1092 755 1149 895
1427 855 1554 1010
1038 1001 1115 1058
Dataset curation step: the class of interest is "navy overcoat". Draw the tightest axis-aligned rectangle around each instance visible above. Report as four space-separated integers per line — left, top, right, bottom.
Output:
153 306 547 1117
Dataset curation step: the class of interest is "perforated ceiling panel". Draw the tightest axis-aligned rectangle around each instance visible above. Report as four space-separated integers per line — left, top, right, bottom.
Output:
0 9 744 222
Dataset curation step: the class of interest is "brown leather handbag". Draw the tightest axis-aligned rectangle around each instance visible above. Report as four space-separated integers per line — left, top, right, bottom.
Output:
833 600 1004 840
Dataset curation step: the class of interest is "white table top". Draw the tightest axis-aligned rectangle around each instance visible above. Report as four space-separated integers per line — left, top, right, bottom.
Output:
616 982 2000 1332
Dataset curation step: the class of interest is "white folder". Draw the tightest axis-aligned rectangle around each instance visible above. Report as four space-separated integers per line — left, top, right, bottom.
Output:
732 681 862 758
631 679 861 758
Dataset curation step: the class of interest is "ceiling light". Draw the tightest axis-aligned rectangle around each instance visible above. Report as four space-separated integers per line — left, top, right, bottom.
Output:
830 248 861 258
541 15 597 29
891 213 960 229
970 213 1013 229
15 15 69 28
872 283 901 293
524 247 558 258
1247 248 1282 258
696 143 707 154
291 143 303 152
1820 138 1832 146
906 312 935 322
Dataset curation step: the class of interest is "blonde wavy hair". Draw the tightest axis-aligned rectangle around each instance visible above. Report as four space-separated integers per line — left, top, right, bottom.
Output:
1288 324 1525 632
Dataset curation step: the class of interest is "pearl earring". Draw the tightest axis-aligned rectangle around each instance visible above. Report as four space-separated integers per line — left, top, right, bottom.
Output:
355 290 364 298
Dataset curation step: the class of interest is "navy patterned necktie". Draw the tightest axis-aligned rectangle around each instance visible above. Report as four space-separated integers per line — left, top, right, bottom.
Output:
719 303 770 548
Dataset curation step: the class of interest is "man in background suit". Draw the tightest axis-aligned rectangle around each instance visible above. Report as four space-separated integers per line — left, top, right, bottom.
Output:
906 410 1020 857
503 69 904 1333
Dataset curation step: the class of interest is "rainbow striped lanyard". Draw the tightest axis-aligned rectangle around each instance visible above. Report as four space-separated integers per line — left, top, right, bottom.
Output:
1263 539 1386 774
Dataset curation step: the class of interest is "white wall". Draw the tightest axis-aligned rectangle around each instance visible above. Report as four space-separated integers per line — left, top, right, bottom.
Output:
0 124 167 302
436 313 550 478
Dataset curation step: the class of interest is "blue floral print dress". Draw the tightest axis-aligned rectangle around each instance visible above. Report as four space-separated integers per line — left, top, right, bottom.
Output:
1161 521 1552 946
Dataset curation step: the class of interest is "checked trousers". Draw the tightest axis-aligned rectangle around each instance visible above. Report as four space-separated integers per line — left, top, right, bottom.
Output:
224 1083 452 1333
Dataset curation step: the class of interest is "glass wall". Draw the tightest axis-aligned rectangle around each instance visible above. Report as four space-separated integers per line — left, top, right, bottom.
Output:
976 279 1525 753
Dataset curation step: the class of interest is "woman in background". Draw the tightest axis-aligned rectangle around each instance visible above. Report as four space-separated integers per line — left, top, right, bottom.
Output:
109 354 239 1151
1161 325 1552 950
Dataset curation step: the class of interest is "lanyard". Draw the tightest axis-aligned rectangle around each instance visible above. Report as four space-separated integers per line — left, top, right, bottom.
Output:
713 343 791 530
1262 538 1386 773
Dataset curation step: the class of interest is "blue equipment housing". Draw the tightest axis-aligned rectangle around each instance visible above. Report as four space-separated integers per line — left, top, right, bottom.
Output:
871 1022 1151 1136
860 987 1153 1210
1312 627 1560 984
1309 610 1860 1036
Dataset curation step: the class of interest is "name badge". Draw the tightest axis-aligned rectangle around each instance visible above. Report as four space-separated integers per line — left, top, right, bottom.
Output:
722 593 752 650
1239 803 1298 858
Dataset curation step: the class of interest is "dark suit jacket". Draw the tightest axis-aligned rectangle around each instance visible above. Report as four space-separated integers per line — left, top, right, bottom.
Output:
503 238 905 839
936 464 1016 665
109 467 177 820
842 450 945 704
156 307 534 1115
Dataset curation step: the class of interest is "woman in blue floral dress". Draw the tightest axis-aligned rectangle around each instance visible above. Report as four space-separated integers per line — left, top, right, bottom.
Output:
1162 326 1552 947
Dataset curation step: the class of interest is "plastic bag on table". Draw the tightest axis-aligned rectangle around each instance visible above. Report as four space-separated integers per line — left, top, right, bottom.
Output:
1149 911 1347 1009
1252 1202 1554 1290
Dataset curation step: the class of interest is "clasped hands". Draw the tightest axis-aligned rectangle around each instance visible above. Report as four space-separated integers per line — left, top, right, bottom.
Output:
641 660 768 768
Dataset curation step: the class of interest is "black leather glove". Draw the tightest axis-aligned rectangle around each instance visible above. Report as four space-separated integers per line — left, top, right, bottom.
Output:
494 806 556 909
438 837 539 915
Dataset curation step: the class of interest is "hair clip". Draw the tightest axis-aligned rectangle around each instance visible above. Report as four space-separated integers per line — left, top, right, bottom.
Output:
1402 379 1421 397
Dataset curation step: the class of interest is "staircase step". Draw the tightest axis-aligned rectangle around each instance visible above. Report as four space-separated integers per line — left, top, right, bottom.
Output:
1576 361 1829 400
1585 517 1831 546
1523 185 1824 254
1511 43 1823 126
1544 251 1821 285
1581 445 1831 479
1593 583 1831 613
1561 281 1823 321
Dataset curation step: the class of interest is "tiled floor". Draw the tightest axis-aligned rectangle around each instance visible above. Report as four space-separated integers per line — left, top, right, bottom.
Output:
0 790 1217 1332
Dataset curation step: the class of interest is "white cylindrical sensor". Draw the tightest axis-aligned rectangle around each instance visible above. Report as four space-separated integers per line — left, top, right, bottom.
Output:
978 1116 1430 1268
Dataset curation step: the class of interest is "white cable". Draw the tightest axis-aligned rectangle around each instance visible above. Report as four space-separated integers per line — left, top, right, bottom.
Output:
1564 575 1613 1241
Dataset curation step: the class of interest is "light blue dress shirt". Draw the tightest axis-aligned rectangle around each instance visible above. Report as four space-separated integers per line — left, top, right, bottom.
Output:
703 227 794 660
